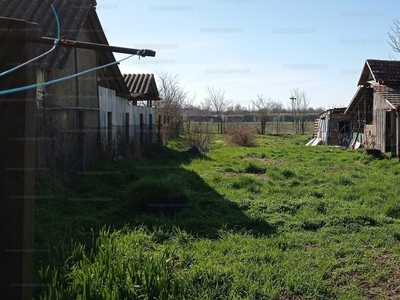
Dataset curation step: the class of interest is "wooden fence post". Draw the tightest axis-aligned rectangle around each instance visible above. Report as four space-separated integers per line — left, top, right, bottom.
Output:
157 114 162 144
0 18 38 300
390 109 396 157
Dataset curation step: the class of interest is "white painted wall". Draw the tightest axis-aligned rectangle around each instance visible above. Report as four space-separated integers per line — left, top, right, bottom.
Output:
99 86 155 128
98 86 156 155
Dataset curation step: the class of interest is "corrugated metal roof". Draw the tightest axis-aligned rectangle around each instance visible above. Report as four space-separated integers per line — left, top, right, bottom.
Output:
358 59 400 86
0 0 96 69
122 74 160 100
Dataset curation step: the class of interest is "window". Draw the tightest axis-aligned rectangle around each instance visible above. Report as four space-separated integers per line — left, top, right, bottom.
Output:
338 121 350 134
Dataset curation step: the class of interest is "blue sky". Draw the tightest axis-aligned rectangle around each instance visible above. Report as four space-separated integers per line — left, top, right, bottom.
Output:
96 0 400 110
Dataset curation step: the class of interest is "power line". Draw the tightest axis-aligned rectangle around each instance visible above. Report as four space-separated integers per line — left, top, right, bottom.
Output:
0 53 135 96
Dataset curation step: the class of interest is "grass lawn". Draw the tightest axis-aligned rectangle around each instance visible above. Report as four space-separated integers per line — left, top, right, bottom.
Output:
34 134 400 299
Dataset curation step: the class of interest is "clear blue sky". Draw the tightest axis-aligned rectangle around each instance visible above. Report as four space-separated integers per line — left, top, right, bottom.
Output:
96 0 400 110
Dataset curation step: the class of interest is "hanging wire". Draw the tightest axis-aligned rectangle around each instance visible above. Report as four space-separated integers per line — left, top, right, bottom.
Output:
0 53 135 96
0 4 61 78
51 4 61 44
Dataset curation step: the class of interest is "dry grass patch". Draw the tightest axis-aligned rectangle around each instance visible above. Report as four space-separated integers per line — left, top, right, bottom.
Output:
364 254 400 299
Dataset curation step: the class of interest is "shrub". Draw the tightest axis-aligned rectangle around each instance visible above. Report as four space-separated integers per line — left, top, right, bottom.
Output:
161 120 184 145
184 123 212 153
225 123 256 147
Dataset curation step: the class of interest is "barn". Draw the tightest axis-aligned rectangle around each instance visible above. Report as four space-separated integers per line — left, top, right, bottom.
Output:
345 59 400 156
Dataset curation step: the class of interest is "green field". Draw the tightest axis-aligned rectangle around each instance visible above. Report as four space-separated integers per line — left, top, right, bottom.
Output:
34 134 400 299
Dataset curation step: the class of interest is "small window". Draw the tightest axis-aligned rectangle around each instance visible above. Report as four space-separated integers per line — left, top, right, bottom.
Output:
338 121 350 134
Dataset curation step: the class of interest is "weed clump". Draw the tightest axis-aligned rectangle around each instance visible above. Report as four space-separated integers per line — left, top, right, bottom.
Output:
243 162 267 174
184 124 213 153
225 123 256 147
385 202 400 219
127 174 189 215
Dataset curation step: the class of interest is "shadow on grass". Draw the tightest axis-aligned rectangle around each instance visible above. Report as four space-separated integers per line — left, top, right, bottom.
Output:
35 145 275 243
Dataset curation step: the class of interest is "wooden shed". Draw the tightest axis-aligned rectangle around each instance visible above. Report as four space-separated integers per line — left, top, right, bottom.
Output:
307 108 356 146
345 59 400 155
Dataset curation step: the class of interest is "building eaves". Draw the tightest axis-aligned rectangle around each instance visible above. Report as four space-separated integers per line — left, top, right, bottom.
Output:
86 8 129 95
122 74 160 100
374 85 400 109
345 86 369 114
0 0 96 69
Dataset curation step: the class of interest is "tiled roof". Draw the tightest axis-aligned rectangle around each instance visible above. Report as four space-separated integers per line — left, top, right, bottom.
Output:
122 74 160 100
0 0 97 69
358 59 400 86
374 85 400 108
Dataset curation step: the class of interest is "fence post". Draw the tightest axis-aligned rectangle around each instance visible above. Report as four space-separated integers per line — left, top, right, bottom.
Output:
157 114 162 144
107 111 112 157
78 110 85 170
391 109 396 157
0 18 38 300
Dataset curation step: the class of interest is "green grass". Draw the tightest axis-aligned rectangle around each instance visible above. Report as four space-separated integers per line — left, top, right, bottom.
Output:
34 134 400 299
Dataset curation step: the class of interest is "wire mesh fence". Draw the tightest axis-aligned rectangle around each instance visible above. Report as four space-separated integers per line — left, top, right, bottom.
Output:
179 120 315 135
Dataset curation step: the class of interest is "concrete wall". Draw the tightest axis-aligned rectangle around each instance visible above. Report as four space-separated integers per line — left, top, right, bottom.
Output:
36 19 101 177
99 86 155 158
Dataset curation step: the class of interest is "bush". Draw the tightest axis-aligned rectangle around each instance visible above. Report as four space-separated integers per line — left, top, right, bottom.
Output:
185 123 212 153
161 120 184 145
225 123 256 147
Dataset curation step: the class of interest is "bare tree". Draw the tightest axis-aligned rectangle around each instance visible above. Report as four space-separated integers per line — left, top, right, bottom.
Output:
183 92 197 110
289 88 311 134
155 72 188 142
200 97 213 116
252 94 280 134
234 103 245 115
388 18 400 53
205 86 231 133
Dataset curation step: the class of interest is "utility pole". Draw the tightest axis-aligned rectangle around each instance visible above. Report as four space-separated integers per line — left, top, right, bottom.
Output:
290 96 296 134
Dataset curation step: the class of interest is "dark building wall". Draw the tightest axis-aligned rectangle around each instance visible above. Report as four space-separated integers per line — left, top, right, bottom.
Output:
328 112 354 145
36 18 101 178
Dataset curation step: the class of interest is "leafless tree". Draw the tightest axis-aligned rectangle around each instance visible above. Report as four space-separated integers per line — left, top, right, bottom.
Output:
199 97 213 116
155 72 189 142
289 88 311 134
252 94 280 134
205 86 231 133
388 18 400 53
182 92 197 109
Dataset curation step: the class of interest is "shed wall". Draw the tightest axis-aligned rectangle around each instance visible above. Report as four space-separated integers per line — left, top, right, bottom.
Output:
36 19 100 178
99 86 155 158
